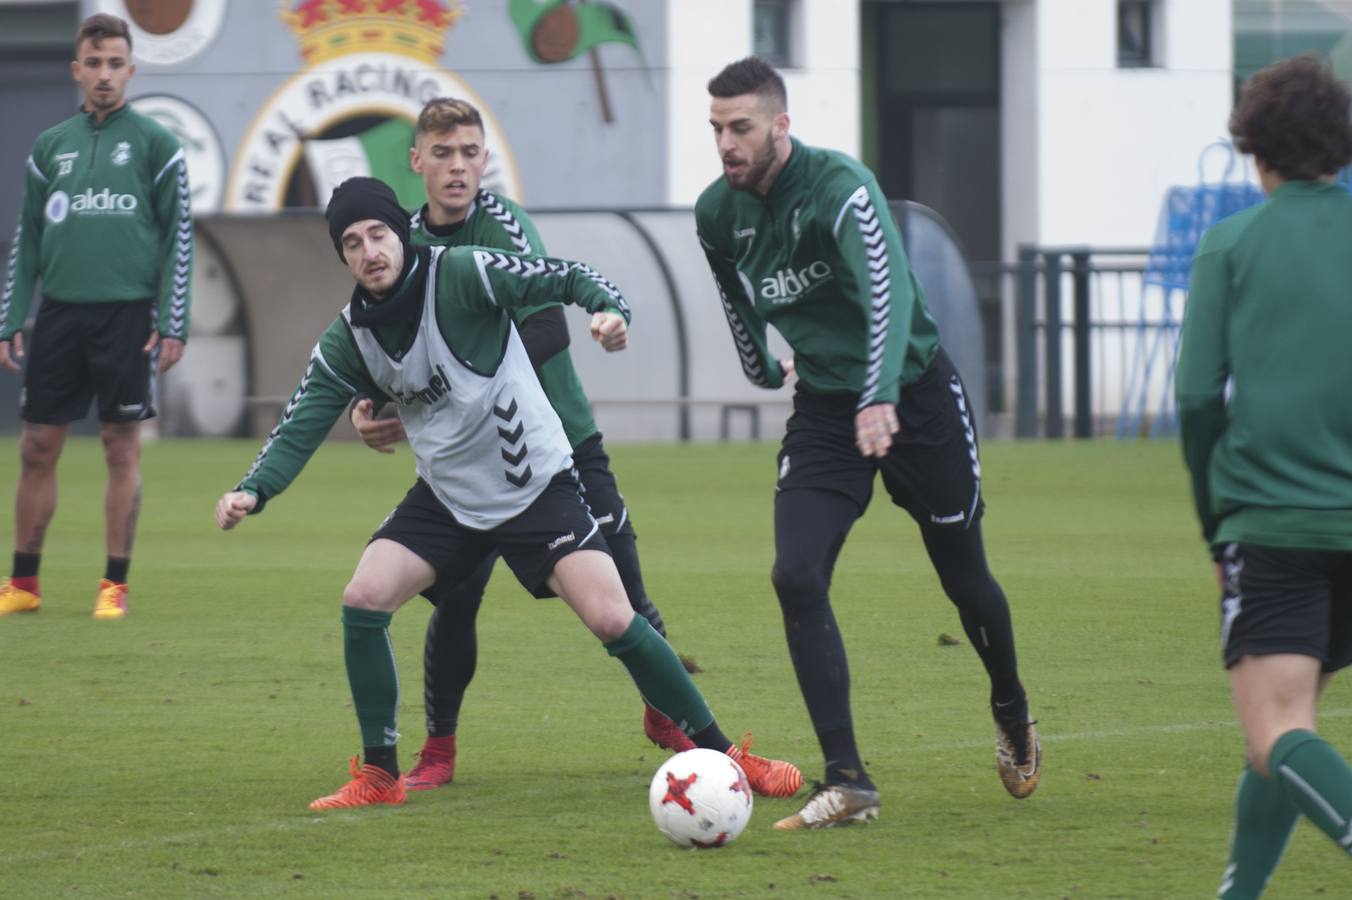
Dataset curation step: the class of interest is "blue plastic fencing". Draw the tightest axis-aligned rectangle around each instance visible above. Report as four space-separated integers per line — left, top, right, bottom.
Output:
1117 142 1265 438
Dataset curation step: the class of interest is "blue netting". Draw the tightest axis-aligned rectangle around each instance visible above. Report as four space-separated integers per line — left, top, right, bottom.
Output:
1118 141 1265 439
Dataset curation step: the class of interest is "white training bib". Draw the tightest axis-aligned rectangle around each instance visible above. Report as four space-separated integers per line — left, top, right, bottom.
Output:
343 247 572 529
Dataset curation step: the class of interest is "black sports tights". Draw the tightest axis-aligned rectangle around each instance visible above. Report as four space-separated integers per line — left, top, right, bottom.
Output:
772 489 1022 766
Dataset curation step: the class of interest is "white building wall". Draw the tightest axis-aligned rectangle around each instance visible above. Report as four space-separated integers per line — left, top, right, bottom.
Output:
665 0 860 206
990 0 1235 432
1028 0 1234 249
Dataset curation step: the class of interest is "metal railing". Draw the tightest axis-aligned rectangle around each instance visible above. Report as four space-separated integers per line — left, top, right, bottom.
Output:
973 245 1169 439
973 245 1173 437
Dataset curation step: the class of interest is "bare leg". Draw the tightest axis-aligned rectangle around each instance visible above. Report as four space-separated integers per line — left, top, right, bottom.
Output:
1229 653 1321 776
16 423 67 554
547 549 636 642
343 538 437 612
100 421 141 559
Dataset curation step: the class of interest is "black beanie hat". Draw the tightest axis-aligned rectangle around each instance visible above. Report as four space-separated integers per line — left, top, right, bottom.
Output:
325 176 410 262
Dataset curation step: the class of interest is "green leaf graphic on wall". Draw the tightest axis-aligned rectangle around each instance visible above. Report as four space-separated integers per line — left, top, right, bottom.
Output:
304 118 426 210
509 0 641 64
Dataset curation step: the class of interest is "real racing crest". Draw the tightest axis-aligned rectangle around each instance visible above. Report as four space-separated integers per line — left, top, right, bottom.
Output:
224 0 522 213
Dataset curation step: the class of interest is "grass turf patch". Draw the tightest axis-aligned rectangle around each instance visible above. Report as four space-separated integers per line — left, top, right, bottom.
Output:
1 438 1348 897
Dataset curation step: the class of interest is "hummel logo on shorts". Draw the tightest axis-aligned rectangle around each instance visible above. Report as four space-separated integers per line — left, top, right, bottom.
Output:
547 532 576 551
930 511 965 525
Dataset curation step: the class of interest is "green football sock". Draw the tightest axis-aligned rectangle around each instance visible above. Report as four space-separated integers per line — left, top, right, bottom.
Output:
1270 729 1352 856
1218 766 1299 899
606 614 714 736
341 606 400 750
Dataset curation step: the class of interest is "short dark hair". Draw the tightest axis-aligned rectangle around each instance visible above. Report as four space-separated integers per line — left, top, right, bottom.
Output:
416 97 484 137
1229 53 1352 181
707 56 787 112
76 13 133 57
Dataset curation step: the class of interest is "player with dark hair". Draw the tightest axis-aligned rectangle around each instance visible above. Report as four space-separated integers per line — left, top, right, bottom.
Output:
215 176 802 810
348 97 696 792
1177 53 1352 898
696 56 1041 830
0 12 193 619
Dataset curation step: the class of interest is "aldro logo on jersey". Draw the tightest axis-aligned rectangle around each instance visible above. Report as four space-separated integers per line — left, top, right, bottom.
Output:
760 260 833 304
47 188 140 223
391 364 453 407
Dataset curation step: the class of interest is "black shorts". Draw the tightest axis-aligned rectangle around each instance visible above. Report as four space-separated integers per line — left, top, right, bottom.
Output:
372 471 610 600
21 298 157 424
776 346 984 530
572 433 636 540
421 434 632 607
1218 543 1352 672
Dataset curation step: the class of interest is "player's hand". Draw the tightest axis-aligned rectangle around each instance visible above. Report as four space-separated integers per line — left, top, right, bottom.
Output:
1214 561 1224 591
854 402 900 459
0 333 22 373
142 330 185 373
780 358 795 379
215 491 257 530
351 398 405 453
157 337 186 373
590 312 628 352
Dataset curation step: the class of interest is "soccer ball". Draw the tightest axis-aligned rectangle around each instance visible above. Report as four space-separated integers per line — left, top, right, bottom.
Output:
648 748 753 848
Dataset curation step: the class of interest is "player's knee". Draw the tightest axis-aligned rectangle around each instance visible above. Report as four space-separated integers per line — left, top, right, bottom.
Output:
100 424 141 470
937 571 992 607
1248 738 1277 778
19 432 60 470
587 603 635 643
771 559 829 610
342 578 387 611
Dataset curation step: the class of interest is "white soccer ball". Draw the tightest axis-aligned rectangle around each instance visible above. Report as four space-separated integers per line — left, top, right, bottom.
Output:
648 748 753 848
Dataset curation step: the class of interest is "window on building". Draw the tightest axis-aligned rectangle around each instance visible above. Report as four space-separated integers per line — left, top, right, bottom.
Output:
754 0 794 68
1118 0 1156 68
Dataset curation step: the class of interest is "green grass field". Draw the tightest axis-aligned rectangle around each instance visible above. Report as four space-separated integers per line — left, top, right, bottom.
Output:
2 438 1349 898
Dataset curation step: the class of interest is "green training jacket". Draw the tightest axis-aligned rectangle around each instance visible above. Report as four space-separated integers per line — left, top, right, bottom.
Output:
695 137 939 409
411 190 599 448
1 103 193 341
1177 179 1352 553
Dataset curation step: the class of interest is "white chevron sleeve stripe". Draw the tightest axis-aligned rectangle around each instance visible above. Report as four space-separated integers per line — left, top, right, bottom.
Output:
0 218 20 331
477 190 535 254
846 185 892 408
473 248 629 316
236 352 320 488
713 271 766 385
166 159 192 337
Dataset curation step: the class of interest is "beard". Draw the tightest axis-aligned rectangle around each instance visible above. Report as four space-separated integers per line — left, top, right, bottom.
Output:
723 132 777 193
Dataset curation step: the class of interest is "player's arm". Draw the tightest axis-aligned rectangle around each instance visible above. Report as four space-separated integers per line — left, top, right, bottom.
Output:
696 229 785 390
148 131 193 373
1176 236 1231 552
219 324 383 526
455 246 631 351
828 179 918 456
829 178 913 411
515 304 571 370
0 152 50 372
479 199 573 368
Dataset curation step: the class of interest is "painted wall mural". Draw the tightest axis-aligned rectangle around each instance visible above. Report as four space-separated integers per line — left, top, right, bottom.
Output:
90 0 664 215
